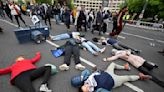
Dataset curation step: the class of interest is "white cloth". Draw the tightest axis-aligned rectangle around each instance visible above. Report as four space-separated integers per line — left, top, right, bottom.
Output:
84 72 100 92
31 15 40 25
9 4 20 15
72 32 80 39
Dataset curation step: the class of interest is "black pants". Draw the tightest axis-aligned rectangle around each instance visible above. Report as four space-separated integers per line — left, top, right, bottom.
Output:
5 11 13 21
112 23 117 32
64 44 81 66
138 62 164 88
14 15 26 27
12 66 51 92
112 43 138 53
77 21 87 32
44 15 51 27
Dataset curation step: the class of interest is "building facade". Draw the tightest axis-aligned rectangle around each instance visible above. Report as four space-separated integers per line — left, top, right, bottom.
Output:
74 0 125 12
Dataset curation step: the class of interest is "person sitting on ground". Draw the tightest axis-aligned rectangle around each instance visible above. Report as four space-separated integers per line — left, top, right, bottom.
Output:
81 62 151 92
0 52 53 92
58 40 86 71
75 36 106 56
92 37 141 54
103 49 164 88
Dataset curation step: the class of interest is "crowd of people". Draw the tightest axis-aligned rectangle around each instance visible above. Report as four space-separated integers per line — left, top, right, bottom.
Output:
0 1 164 92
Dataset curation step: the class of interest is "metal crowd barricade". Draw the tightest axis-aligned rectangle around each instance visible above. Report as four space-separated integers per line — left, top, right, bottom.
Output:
125 20 164 31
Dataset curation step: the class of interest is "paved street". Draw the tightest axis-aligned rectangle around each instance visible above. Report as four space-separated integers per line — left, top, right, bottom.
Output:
0 16 164 92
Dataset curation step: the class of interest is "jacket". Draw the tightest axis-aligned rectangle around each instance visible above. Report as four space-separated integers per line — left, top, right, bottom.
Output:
9 4 20 15
0 52 41 84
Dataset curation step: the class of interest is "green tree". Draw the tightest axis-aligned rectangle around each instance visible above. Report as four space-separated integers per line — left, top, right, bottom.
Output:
36 0 52 4
122 0 164 19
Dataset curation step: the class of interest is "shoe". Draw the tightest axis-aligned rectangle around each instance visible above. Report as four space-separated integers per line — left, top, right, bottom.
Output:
59 64 69 71
75 64 85 70
158 50 164 53
93 52 98 56
103 58 107 62
47 36 52 41
39 84 52 92
139 73 152 80
124 63 131 71
100 47 106 53
0 28 3 33
135 50 142 54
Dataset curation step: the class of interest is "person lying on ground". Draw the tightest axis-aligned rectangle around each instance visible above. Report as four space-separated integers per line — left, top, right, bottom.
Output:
75 36 106 56
50 33 106 56
49 32 84 41
103 49 164 88
92 37 141 54
0 52 53 92
81 62 151 92
58 40 85 71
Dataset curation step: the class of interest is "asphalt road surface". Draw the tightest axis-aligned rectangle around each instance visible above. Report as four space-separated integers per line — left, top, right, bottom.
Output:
0 16 164 92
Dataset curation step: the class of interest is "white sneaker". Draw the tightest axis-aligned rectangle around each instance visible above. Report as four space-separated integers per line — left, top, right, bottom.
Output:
100 47 106 53
39 84 52 92
59 64 69 71
75 64 85 70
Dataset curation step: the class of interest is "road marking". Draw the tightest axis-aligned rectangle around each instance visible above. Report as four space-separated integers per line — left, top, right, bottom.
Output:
0 18 23 29
0 18 143 92
122 32 164 44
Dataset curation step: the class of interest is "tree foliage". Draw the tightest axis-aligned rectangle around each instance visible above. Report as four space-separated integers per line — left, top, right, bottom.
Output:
122 0 164 19
36 0 52 4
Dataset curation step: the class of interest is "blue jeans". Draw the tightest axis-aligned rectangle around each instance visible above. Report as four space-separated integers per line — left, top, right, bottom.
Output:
51 33 70 41
54 15 60 24
82 41 101 54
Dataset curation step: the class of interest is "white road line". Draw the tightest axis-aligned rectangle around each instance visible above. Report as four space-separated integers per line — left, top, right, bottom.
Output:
1 19 143 92
122 32 164 44
46 40 96 67
0 19 23 29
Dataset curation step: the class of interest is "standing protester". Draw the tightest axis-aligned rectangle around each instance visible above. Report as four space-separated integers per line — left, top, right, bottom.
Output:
87 9 94 30
76 5 87 32
109 6 128 38
92 6 103 35
0 52 53 92
9 2 27 28
4 1 13 22
111 12 117 34
52 5 60 24
103 49 164 88
44 4 52 28
63 6 71 31
0 0 5 18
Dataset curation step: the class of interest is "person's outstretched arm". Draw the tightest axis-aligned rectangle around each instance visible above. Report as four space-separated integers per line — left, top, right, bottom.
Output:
0 67 11 75
103 54 123 62
30 52 41 63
